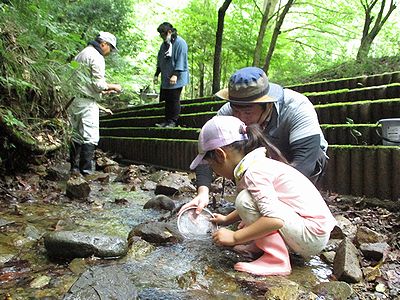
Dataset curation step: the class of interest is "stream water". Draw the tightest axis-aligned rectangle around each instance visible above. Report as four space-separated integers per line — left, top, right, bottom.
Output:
0 172 333 299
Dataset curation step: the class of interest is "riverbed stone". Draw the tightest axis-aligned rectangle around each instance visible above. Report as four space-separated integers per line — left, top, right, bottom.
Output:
333 238 363 283
66 176 90 199
355 226 387 245
155 172 195 196
143 194 175 211
128 221 182 245
141 180 157 191
320 251 336 265
44 231 128 259
330 215 357 239
63 265 137 300
312 281 353 299
359 242 390 261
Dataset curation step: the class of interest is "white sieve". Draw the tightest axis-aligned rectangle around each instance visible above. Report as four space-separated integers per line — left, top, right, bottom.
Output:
177 206 218 240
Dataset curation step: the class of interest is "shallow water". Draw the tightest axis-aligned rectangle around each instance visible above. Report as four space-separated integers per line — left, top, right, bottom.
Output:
0 176 333 299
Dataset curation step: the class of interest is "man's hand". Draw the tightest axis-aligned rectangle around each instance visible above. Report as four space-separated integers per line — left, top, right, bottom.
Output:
106 83 122 93
169 75 177 85
153 75 158 85
97 104 113 115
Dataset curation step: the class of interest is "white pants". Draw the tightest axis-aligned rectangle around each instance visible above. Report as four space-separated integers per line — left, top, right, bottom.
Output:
235 189 330 258
68 97 99 145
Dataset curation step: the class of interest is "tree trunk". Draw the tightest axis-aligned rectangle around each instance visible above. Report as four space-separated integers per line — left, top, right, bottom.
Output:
356 0 397 61
253 0 275 67
212 0 232 94
199 61 205 97
262 0 295 74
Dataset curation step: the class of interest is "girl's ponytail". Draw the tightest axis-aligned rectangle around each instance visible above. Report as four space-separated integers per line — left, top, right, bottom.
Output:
245 124 288 164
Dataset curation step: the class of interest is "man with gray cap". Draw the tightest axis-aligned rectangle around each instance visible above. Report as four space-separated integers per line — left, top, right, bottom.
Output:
181 66 328 214
68 31 122 175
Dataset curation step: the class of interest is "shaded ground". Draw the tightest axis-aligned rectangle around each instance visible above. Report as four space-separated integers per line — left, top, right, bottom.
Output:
0 154 399 299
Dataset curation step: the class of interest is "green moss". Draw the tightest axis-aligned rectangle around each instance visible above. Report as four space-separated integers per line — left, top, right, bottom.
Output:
287 71 400 89
329 145 397 149
303 82 400 97
314 97 400 108
100 126 200 132
320 124 379 128
101 136 198 143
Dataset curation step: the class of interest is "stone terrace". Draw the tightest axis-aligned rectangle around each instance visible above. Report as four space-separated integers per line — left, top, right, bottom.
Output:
99 71 400 201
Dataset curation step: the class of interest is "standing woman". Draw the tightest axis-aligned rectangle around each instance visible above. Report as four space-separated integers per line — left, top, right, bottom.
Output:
154 22 189 128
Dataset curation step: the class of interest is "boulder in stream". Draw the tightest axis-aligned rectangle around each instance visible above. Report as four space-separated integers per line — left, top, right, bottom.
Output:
63 265 137 300
44 231 128 259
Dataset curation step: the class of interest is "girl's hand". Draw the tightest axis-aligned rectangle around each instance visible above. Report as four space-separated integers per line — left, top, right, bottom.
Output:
210 213 227 225
178 187 209 215
212 228 237 247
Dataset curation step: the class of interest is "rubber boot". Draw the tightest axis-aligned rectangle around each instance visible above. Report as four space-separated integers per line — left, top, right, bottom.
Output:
79 143 96 175
69 141 82 175
234 231 291 276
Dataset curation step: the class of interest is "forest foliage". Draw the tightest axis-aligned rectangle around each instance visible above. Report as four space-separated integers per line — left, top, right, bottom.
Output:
0 0 398 160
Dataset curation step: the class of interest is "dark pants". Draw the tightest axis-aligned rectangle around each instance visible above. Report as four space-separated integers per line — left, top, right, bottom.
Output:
159 87 183 123
309 148 328 185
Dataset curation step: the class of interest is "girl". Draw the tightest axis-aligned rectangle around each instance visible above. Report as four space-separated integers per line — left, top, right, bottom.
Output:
189 116 336 276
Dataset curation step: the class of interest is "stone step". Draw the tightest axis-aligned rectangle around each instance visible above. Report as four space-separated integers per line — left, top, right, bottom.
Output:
321 124 381 145
98 136 400 201
320 145 400 201
306 83 400 105
101 100 223 120
316 98 400 124
100 127 199 140
287 71 400 93
98 137 197 171
100 112 216 129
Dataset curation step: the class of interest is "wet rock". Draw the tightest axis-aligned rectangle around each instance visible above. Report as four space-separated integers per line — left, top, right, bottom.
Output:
333 238 363 283
95 155 119 171
262 276 301 300
359 242 390 261
0 218 15 228
29 275 51 289
127 236 155 260
45 163 70 181
363 265 382 281
143 195 175 211
66 177 90 199
323 238 342 252
63 265 137 300
24 224 42 241
114 165 142 183
320 251 336 265
0 253 15 266
312 281 353 300
330 215 357 239
141 180 157 191
155 173 195 196
68 258 88 274
44 231 128 259
128 221 182 245
85 172 110 183
355 226 387 245
103 164 120 173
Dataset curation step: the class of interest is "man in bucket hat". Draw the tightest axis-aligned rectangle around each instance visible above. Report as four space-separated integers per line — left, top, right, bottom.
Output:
68 31 121 176
182 66 328 215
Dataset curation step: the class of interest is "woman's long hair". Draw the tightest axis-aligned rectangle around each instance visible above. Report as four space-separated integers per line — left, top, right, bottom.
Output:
231 123 288 164
157 22 178 40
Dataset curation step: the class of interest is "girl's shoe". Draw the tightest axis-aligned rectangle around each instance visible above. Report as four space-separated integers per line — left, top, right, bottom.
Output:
234 231 291 276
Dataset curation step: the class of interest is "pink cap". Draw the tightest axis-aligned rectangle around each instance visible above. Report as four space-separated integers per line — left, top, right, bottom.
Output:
190 116 248 170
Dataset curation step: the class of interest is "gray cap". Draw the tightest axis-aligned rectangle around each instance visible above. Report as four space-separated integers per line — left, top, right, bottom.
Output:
97 31 118 51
